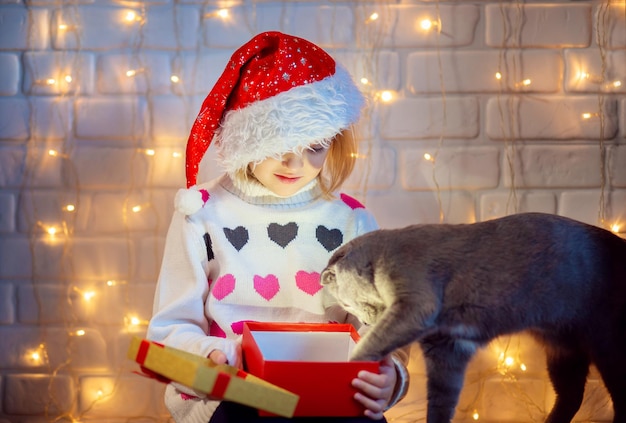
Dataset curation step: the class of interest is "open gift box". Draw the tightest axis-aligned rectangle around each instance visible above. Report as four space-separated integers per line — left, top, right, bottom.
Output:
242 322 379 417
127 336 299 417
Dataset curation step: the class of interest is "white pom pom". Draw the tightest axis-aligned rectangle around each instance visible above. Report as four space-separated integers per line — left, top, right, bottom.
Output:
175 188 204 215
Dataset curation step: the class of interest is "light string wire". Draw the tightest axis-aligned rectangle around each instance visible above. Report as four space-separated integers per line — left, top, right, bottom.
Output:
23 1 86 421
596 1 609 228
11 1 621 422
496 0 523 217
429 0 446 224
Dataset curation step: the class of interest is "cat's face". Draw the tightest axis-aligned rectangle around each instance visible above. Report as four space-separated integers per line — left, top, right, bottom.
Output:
321 241 387 325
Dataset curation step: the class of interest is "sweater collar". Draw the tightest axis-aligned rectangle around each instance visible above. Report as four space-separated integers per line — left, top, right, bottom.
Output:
219 174 323 206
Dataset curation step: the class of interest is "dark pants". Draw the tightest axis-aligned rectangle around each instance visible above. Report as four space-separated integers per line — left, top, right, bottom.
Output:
209 402 387 423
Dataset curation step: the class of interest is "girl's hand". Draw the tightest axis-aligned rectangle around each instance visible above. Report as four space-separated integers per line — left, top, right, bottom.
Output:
208 344 242 368
351 354 397 420
206 347 243 401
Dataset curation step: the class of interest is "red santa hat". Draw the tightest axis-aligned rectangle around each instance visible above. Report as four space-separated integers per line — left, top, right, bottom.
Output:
176 31 365 215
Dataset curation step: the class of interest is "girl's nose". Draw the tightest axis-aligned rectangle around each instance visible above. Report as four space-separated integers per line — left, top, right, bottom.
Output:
281 152 303 169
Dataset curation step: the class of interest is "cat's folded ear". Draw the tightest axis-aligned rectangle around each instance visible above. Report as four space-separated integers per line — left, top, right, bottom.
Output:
320 267 335 286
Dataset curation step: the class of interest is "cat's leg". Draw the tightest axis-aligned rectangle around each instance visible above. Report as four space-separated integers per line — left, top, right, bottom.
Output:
351 305 435 361
588 342 626 423
420 334 475 423
543 344 589 423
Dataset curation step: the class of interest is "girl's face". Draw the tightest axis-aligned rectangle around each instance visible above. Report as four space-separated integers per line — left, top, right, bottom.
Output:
250 143 330 197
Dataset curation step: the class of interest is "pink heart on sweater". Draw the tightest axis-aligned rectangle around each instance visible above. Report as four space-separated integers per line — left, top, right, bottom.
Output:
254 274 280 301
212 274 235 300
296 271 322 296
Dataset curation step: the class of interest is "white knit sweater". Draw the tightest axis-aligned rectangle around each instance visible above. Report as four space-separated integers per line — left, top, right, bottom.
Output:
147 175 405 422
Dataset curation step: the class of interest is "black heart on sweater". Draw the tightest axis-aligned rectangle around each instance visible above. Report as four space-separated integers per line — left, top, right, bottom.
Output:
223 226 249 251
316 225 343 252
267 222 298 248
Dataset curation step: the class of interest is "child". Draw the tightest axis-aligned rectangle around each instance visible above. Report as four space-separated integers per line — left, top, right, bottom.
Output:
147 31 409 422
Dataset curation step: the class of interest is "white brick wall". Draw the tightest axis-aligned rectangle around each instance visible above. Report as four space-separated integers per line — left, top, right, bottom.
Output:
0 1 624 422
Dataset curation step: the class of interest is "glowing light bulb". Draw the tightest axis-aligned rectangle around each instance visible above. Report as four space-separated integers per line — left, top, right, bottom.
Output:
366 12 379 23
170 75 180 83
205 9 230 20
65 204 76 212
64 75 73 83
107 280 117 286
172 151 182 158
46 78 56 85
424 153 434 162
611 223 620 233
58 23 69 30
75 329 86 336
124 11 139 22
582 112 593 119
126 69 137 77
25 344 47 365
47 226 58 236
472 410 480 420
521 79 531 86
83 291 95 301
360 77 369 85
495 72 502 80
131 205 142 213
578 71 590 80
380 90 393 102
612 80 622 88
420 19 434 30
144 149 155 156
504 356 515 366
48 149 58 156
520 363 527 371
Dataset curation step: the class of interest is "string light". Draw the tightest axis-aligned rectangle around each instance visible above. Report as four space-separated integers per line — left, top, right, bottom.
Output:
123 10 143 23
581 112 599 120
204 8 230 20
419 18 439 32
11 1 621 421
125 68 145 77
379 90 394 102
24 344 47 366
48 149 69 159
73 286 96 302
365 12 379 23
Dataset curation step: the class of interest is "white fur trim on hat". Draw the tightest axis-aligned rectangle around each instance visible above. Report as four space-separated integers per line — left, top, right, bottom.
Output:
215 65 365 174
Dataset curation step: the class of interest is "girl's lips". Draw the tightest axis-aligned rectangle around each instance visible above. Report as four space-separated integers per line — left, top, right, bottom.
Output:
275 174 301 184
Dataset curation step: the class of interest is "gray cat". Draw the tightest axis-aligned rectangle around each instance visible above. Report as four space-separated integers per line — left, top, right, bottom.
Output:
321 212 626 423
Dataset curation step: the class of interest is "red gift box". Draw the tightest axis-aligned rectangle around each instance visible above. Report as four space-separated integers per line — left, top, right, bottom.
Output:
242 322 380 417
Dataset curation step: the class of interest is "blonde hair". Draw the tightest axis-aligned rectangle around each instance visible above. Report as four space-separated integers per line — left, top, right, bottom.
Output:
318 128 358 198
236 127 358 198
